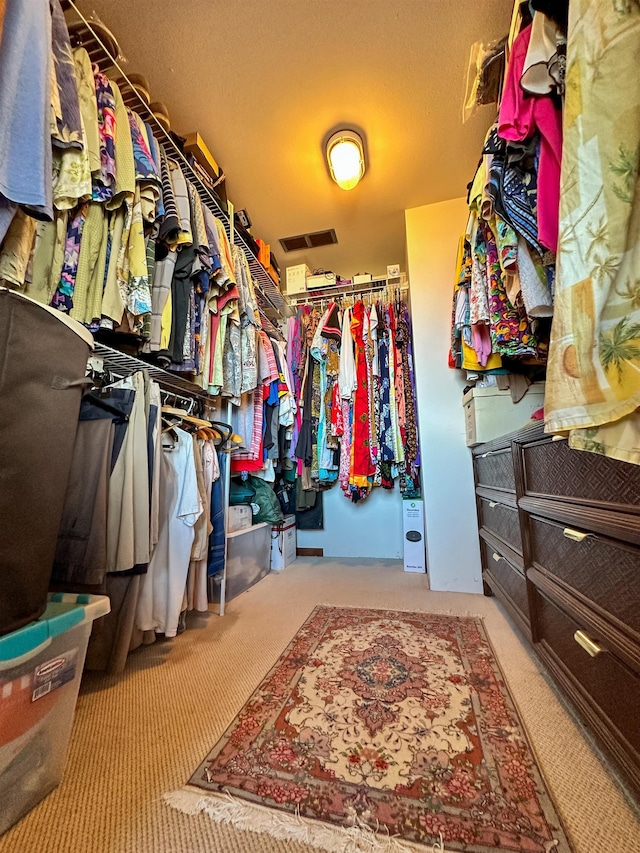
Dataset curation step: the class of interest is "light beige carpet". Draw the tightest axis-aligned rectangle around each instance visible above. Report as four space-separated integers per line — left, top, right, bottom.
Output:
0 559 638 853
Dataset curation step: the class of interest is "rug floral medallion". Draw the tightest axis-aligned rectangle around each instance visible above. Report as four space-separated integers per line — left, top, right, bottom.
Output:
181 607 572 852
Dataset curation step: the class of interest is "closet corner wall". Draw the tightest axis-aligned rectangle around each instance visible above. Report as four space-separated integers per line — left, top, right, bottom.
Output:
405 198 483 594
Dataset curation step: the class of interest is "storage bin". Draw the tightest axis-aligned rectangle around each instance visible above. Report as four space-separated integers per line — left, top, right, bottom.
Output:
271 515 297 571
211 523 271 603
0 593 110 835
463 383 545 446
228 505 253 534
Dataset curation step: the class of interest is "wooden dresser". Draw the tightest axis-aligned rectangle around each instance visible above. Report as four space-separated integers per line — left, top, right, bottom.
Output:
472 422 640 799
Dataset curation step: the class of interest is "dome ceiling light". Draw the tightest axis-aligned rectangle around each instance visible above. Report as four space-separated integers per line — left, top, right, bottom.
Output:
326 129 366 191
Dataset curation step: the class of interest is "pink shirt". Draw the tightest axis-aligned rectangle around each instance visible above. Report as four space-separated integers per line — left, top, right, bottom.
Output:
498 23 563 253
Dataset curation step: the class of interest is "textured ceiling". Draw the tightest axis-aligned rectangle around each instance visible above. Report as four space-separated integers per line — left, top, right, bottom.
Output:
86 0 512 280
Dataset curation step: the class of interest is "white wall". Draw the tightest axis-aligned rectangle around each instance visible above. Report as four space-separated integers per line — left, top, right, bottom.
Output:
297 483 403 559
405 198 483 594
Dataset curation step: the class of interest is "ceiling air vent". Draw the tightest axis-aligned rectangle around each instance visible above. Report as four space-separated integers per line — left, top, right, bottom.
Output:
279 229 338 252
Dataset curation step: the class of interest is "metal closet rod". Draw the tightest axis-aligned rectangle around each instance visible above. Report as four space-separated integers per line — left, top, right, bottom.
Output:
66 0 292 323
291 280 409 307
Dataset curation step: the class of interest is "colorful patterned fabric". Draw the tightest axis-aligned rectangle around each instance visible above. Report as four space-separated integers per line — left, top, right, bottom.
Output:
51 203 88 311
395 302 419 465
106 79 135 211
350 301 375 487
52 133 92 212
365 308 379 467
324 338 340 450
128 111 158 185
501 141 543 256
338 399 353 497
92 71 116 202
545 0 640 464
486 224 539 358
377 310 395 462
50 0 82 150
125 185 151 318
402 304 420 468
469 226 490 325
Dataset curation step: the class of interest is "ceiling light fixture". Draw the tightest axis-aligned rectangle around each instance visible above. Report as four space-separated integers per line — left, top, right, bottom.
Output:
326 129 365 191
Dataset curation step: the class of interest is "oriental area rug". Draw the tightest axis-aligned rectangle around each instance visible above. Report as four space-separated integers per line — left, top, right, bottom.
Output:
165 606 572 852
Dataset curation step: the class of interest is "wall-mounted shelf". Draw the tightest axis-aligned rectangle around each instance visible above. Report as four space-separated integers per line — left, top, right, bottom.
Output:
93 341 214 401
65 1 292 327
289 274 408 306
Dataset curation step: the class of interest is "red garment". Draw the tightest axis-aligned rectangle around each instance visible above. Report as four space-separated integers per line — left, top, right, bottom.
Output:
498 23 563 253
349 302 375 486
231 448 265 473
331 381 343 437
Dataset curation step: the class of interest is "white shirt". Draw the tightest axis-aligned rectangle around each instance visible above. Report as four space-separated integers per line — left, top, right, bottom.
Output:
338 307 356 399
136 427 202 637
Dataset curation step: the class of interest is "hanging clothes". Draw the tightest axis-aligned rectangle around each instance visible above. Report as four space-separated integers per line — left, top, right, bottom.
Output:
136 427 202 638
545 1 640 464
0 0 52 238
349 301 375 487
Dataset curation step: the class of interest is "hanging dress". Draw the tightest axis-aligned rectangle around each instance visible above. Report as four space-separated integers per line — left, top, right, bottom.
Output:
349 301 375 487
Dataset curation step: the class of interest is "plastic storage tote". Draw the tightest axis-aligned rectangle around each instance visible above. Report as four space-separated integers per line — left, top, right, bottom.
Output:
211 522 271 603
0 593 110 836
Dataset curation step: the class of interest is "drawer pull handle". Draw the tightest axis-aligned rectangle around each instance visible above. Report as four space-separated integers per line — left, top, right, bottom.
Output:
492 552 502 562
489 501 498 508
562 527 591 543
574 630 604 657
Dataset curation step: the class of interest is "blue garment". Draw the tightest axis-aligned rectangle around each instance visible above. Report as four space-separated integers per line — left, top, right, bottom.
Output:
78 389 135 472
0 0 52 219
377 316 395 463
0 198 17 244
207 453 226 578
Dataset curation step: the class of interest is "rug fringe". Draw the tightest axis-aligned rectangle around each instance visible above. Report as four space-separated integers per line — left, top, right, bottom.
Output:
164 787 447 852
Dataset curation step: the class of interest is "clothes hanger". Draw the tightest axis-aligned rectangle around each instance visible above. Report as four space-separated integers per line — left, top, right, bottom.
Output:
161 404 213 429
196 426 218 441
160 416 180 448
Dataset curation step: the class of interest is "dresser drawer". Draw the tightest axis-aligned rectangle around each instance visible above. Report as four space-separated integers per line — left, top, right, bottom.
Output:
478 498 522 554
474 448 516 493
534 591 640 766
522 437 640 508
528 516 640 636
480 538 529 630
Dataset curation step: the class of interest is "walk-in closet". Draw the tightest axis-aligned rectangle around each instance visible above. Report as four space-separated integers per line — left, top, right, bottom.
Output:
0 1 639 851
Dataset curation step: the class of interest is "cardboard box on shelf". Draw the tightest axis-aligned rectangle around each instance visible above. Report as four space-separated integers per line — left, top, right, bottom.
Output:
228 505 252 533
307 272 337 289
463 383 546 446
184 132 221 178
286 264 311 294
